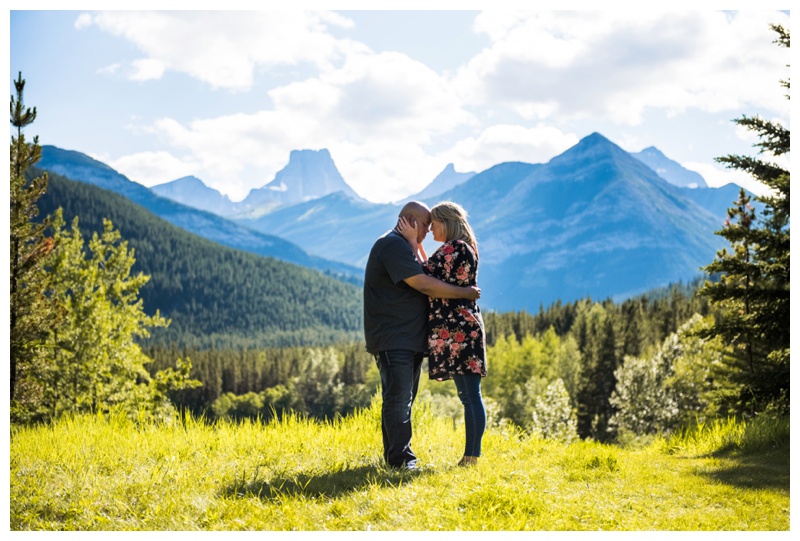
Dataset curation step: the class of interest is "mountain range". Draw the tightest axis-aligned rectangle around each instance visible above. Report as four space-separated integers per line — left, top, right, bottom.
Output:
456 134 726 310
233 134 750 311
408 163 476 201
36 133 756 313
37 145 362 284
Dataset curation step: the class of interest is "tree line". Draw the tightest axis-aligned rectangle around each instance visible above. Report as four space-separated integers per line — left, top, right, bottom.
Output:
142 280 720 442
145 342 378 422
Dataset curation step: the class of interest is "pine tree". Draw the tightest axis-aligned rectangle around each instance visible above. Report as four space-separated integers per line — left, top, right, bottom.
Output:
10 72 59 408
592 317 619 441
699 24 790 414
574 302 617 440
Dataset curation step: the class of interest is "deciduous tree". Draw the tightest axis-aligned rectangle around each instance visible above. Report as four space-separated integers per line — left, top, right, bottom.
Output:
39 212 179 420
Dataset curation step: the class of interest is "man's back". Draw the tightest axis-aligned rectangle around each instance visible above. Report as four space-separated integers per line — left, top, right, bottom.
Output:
363 230 427 355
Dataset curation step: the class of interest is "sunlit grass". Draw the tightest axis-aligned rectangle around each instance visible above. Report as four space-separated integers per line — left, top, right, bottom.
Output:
661 414 790 456
10 399 789 531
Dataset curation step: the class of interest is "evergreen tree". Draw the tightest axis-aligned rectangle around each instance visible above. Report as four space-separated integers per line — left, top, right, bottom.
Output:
699 24 790 414
9 72 59 410
591 317 619 441
574 302 618 440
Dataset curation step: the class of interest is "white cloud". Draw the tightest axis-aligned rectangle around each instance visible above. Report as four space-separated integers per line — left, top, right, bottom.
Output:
126 49 477 202
75 10 789 204
270 51 476 140
78 11 480 202
458 10 791 124
129 58 166 81
685 161 774 198
80 10 366 90
107 150 201 187
329 139 444 203
147 113 302 200
74 13 93 30
97 63 122 76
447 124 579 173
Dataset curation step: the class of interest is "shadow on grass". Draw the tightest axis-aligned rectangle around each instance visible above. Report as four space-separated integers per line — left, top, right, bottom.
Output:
222 464 429 501
699 447 790 492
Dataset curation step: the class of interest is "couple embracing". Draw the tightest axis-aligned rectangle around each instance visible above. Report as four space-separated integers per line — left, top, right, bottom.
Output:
363 200 487 471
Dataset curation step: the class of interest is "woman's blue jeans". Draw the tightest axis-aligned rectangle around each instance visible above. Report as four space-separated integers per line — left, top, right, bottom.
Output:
375 350 423 468
453 372 486 457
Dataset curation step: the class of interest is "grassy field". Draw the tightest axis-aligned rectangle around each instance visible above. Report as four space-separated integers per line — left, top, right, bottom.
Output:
10 398 790 531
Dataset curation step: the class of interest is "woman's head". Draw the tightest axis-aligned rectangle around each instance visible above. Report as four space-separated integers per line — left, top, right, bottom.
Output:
430 201 477 254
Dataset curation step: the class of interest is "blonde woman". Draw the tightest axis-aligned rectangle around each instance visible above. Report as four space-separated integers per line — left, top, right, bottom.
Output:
398 201 487 467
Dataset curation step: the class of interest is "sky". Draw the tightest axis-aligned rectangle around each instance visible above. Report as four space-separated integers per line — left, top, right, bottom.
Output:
8 3 793 203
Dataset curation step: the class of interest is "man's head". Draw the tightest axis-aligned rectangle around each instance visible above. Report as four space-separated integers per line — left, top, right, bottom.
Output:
398 201 431 243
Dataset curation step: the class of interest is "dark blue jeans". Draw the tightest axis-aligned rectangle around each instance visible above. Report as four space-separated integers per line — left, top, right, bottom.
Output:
375 350 423 468
453 372 486 457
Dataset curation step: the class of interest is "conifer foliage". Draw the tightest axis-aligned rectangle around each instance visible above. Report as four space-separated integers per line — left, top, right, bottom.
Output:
699 24 790 414
9 72 59 409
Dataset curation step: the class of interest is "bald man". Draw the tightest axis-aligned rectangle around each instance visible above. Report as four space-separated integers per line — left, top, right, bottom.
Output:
364 201 481 470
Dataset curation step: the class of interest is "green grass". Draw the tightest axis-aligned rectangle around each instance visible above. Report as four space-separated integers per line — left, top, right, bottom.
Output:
10 400 789 531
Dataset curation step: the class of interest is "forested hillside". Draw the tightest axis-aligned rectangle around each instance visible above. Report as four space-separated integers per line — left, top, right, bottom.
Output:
146 278 720 442
35 169 364 348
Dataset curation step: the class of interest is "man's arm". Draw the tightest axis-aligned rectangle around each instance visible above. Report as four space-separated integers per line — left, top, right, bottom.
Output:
404 273 480 301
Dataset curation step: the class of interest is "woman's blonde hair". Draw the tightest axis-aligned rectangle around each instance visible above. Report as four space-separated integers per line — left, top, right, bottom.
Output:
431 201 478 258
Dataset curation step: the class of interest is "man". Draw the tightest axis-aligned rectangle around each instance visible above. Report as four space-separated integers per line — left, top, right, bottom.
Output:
364 201 481 470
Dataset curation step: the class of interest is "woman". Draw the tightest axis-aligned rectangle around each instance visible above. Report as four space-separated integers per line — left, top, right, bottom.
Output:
398 201 487 467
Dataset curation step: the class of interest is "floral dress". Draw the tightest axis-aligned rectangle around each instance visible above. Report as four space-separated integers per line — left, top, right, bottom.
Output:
424 240 487 380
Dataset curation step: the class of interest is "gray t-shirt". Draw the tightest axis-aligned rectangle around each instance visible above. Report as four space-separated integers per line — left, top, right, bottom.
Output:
363 230 428 355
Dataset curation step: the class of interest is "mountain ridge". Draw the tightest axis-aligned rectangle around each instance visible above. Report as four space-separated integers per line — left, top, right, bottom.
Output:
151 175 238 216
458 133 725 308
632 146 708 188
37 145 362 283
406 163 476 202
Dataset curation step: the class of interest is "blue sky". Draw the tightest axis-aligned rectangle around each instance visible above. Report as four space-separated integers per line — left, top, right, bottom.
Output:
8 4 792 203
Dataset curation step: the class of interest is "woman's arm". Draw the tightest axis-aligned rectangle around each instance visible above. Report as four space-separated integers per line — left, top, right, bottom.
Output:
418 241 428 263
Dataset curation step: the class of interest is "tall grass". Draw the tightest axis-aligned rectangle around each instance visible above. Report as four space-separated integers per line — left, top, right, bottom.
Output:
661 415 791 456
10 398 789 531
